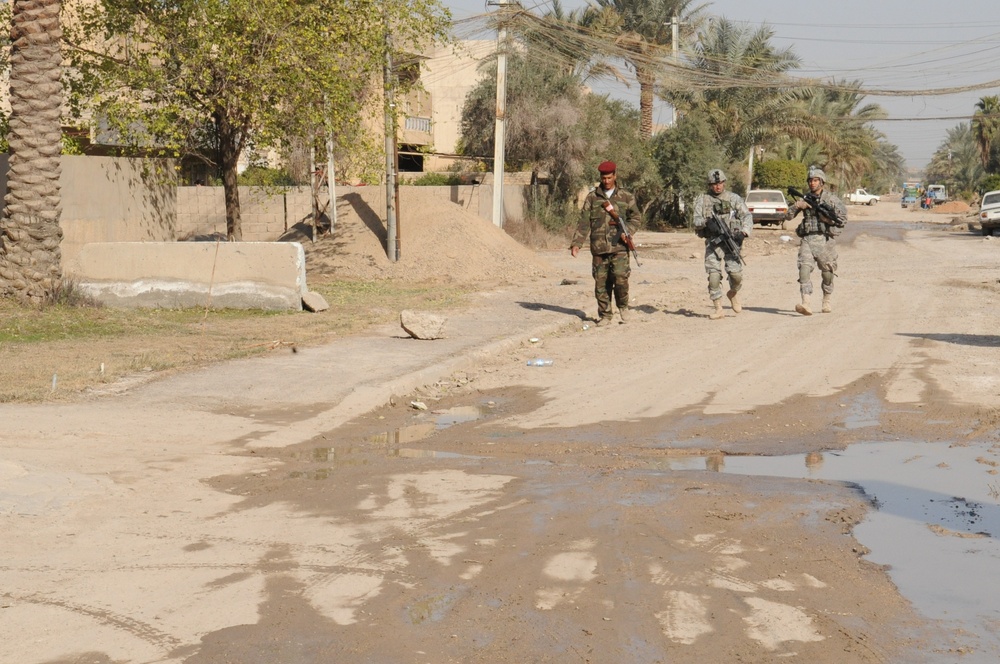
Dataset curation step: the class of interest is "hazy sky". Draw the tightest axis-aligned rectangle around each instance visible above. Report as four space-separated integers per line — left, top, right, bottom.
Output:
445 0 1000 170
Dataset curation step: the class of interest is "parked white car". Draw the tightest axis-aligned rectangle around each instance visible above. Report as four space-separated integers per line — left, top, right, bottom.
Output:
978 190 1000 235
745 189 789 228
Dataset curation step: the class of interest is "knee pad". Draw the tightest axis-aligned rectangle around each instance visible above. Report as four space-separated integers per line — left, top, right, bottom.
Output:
708 271 722 291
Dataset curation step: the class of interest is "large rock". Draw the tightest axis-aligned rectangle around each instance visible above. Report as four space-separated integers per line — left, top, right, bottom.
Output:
302 291 329 312
400 310 447 340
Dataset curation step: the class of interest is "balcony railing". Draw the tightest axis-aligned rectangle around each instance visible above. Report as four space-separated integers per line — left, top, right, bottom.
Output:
404 116 431 133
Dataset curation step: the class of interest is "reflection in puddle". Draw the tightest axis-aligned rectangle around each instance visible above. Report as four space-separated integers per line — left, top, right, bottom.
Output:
712 441 1000 661
288 444 482 478
394 448 483 460
837 390 882 430
368 405 490 446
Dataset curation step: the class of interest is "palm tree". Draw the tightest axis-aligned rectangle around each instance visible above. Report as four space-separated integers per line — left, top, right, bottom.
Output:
669 18 803 162
529 0 610 83
798 82 888 189
867 140 906 194
972 95 1000 172
927 122 982 194
0 0 64 304
586 0 702 139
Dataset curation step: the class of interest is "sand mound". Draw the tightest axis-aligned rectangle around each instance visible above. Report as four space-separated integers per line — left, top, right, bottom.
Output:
297 187 556 285
934 201 970 214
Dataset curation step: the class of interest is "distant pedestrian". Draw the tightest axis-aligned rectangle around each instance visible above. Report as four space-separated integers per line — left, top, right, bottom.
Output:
571 161 641 326
692 169 752 319
785 166 847 314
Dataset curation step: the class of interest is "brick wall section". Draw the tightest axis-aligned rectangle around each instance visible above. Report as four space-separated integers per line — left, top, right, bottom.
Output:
0 156 540 249
0 155 178 265
177 186 320 241
176 183 532 242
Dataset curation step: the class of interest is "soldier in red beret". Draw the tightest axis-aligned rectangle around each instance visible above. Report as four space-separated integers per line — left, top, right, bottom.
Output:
570 160 641 325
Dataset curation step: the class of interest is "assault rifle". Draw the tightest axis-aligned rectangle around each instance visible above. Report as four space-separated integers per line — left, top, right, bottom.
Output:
601 200 641 266
706 214 746 266
787 187 842 227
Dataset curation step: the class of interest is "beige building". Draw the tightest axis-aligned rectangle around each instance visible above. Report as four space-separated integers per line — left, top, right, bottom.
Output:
398 40 495 174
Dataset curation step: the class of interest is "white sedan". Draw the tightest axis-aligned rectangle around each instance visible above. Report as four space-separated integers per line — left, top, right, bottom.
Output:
745 189 789 228
979 190 1000 235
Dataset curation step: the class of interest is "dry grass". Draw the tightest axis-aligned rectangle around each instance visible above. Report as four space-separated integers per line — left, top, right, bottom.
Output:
0 279 472 402
502 216 573 251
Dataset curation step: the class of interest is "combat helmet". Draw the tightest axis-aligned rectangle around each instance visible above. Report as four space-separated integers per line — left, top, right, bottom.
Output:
707 169 726 184
807 166 827 182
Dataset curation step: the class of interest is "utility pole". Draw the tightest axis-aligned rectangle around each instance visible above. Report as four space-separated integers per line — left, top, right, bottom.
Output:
670 15 679 127
326 104 337 238
490 0 510 229
384 19 399 261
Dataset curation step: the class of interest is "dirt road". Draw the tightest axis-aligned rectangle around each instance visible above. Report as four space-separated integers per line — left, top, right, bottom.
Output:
3 202 999 663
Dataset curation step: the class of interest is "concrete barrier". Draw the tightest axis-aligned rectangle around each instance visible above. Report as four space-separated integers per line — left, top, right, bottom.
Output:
65 242 309 310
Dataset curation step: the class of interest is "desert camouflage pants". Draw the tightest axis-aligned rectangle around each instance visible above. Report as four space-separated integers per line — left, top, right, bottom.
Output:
798 234 837 295
704 241 743 301
592 252 630 319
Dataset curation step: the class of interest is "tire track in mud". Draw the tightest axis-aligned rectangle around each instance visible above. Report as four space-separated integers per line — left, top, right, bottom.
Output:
8 592 183 651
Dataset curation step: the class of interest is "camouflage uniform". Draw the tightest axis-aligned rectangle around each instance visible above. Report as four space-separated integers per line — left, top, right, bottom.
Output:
571 184 641 322
692 191 753 301
785 189 847 296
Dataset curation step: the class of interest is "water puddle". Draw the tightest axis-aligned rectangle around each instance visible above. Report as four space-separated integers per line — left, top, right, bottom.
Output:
289 444 481 475
710 441 1000 661
837 390 882 430
368 405 490 446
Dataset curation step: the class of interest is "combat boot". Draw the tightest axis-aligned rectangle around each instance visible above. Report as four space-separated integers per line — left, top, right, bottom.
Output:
822 294 832 313
727 289 742 314
595 316 614 327
795 294 812 316
709 298 725 320
618 307 630 323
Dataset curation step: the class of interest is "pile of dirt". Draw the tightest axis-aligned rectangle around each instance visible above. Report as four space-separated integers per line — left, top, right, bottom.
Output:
298 187 556 285
933 201 971 214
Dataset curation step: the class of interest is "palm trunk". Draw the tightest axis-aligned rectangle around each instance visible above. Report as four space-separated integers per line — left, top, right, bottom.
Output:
637 66 654 141
0 0 64 304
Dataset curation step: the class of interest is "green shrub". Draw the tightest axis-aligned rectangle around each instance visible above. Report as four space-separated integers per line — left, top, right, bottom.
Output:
979 174 1000 194
754 160 808 192
238 166 295 187
408 172 463 186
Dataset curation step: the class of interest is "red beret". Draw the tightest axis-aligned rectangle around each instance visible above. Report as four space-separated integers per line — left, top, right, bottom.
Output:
597 160 616 174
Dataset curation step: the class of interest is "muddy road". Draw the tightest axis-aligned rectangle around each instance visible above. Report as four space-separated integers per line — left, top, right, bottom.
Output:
2 204 1000 663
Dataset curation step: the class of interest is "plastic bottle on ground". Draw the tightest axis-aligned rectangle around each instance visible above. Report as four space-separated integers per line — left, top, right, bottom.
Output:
526 359 554 367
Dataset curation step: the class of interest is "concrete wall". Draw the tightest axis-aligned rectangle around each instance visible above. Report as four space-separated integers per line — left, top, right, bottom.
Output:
0 155 178 265
66 242 308 310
